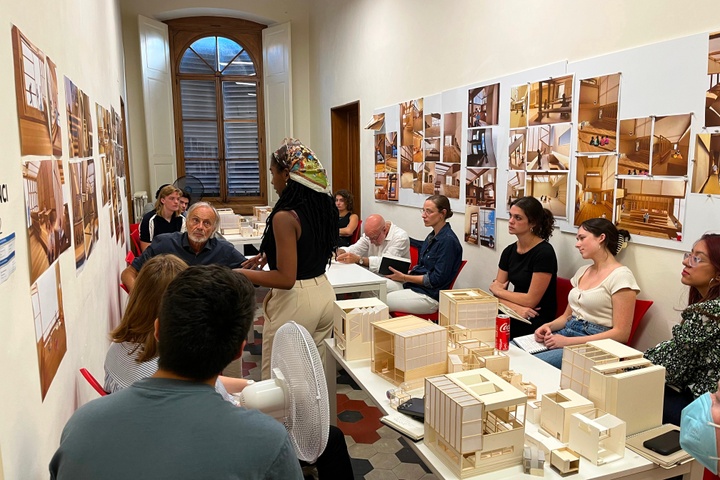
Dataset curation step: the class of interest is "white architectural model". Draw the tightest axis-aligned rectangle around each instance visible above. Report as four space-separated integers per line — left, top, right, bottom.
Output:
424 368 527 478
588 357 665 435
568 408 626 465
333 298 389 361
371 316 447 385
523 445 545 476
539 389 594 442
439 288 498 344
560 339 643 397
550 447 580 475
447 339 509 374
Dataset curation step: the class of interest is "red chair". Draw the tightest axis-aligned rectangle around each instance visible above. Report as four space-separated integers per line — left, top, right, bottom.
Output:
79 368 109 396
390 260 467 322
125 250 135 265
120 283 129 294
627 299 653 346
409 244 419 269
130 228 142 257
555 277 573 317
130 222 139 235
350 219 362 245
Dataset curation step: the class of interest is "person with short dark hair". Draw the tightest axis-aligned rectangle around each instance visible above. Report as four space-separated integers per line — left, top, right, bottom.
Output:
335 189 359 247
384 195 463 314
179 190 191 217
50 265 303 479
490 196 558 338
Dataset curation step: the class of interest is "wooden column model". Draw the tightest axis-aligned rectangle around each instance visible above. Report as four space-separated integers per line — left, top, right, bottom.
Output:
333 298 389 361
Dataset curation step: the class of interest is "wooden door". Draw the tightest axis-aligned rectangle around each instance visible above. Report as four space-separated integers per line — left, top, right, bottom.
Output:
331 101 361 218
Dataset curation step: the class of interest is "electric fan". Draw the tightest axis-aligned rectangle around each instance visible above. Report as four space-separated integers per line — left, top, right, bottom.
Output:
238 322 329 462
173 174 205 204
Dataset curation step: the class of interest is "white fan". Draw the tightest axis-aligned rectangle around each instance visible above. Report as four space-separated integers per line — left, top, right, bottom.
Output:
238 322 329 462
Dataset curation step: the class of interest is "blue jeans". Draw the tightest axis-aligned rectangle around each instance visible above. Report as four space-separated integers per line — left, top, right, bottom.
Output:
533 317 610 369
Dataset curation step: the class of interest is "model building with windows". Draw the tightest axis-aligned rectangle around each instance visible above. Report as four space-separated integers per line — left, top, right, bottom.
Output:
539 389 594 443
568 408 626 466
447 338 509 374
424 368 527 477
333 298 389 361
439 288 498 344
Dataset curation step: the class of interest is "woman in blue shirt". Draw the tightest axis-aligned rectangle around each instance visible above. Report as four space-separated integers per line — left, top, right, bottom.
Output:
385 195 462 314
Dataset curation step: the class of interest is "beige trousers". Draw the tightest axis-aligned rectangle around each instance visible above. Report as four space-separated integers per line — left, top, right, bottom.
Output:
261 274 334 380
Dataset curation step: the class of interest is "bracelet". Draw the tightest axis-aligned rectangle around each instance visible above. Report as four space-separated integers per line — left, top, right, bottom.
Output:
403 274 407 282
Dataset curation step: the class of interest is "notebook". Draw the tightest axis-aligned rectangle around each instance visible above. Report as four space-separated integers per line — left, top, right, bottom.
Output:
498 303 532 324
512 334 549 354
378 256 411 275
381 412 424 441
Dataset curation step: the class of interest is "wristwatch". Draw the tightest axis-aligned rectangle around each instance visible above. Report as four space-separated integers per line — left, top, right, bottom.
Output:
358 257 364 266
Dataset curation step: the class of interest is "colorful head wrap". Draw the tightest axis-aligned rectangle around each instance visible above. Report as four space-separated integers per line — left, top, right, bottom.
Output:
272 138 330 194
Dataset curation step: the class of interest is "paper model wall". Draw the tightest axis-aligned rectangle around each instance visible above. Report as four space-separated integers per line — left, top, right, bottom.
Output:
333 298 389 361
447 339 509 374
568 408 626 465
439 289 498 344
560 339 644 398
588 358 665 435
424 368 527 478
540 389 594 443
371 316 447 385
550 447 580 475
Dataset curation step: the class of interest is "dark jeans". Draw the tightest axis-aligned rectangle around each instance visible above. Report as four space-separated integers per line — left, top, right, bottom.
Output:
301 425 353 479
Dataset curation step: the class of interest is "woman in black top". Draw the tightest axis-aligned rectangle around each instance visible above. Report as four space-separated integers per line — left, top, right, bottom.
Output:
335 189 359 247
138 185 185 252
489 196 557 338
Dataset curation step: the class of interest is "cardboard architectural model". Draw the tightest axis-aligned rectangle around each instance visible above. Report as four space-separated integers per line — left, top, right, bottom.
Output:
439 288 498 344
424 368 527 477
568 408 626 465
550 447 580 476
333 298 389 361
560 339 644 397
447 339 509 374
371 316 447 385
523 445 545 476
587 357 665 436
540 389 594 442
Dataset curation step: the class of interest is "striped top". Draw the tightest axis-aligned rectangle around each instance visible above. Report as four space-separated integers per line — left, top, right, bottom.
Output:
103 342 235 403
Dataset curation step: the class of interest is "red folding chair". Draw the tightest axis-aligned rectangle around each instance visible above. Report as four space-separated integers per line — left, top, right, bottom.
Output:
350 220 362 244
79 368 109 396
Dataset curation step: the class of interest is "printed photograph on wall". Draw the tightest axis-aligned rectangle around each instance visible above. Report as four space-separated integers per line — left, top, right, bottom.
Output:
11 26 62 157
528 75 573 126
650 114 691 176
22 159 71 285
468 83 500 127
615 178 685 241
464 205 480 245
384 132 398 172
577 74 620 154
478 208 496 249
30 262 66 400
412 162 424 194
506 170 525 211
375 133 386 173
693 133 720 194
400 146 415 189
424 112 441 161
526 172 568 218
705 32 720 128
466 127 496 167
574 155 617 226
618 117 653 174
509 84 528 128
400 99 423 161
64 77 93 158
465 167 496 208
525 124 571 171
509 128 527 170
375 173 389 201
443 112 462 163
69 159 99 272
418 162 460 198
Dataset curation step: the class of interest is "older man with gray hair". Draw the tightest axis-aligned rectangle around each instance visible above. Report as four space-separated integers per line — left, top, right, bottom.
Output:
121 202 246 291
336 213 410 292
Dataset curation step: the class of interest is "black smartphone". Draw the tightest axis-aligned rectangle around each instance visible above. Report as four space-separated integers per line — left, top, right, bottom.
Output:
643 430 681 456
397 397 425 421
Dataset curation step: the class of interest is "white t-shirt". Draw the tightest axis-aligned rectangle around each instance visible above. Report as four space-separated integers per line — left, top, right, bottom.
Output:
568 265 640 328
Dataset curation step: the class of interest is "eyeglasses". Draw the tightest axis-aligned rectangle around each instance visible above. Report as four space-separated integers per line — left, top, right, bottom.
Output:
422 209 439 215
366 228 385 242
683 252 705 267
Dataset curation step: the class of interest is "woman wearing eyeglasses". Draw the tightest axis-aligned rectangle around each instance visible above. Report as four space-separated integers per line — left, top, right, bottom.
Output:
385 195 462 315
645 233 720 426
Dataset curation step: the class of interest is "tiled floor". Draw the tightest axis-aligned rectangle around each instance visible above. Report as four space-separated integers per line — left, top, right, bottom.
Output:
229 291 437 479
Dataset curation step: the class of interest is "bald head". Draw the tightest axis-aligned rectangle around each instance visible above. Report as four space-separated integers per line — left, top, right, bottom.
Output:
364 214 389 246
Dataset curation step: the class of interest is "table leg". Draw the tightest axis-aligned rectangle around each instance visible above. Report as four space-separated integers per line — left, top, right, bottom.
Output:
378 283 387 303
325 340 338 426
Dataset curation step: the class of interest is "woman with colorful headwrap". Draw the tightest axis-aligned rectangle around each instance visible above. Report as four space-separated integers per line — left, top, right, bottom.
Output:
238 138 339 381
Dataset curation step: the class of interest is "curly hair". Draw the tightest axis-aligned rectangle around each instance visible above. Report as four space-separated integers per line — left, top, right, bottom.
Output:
511 197 554 240
334 189 355 213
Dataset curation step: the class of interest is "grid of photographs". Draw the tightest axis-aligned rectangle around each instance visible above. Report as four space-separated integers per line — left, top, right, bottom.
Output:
696 32 720 195
374 132 398 202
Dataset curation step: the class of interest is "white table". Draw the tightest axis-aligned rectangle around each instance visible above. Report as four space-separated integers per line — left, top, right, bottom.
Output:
324 339 702 480
325 261 387 303
223 233 263 249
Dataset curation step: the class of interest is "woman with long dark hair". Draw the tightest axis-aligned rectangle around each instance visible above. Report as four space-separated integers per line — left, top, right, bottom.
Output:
335 189 359 247
646 233 720 425
490 196 557 338
533 218 638 368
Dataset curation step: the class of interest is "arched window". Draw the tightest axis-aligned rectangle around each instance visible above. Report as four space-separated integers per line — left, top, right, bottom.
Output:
168 17 266 211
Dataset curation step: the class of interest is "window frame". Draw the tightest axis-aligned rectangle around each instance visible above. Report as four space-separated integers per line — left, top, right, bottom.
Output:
167 17 267 214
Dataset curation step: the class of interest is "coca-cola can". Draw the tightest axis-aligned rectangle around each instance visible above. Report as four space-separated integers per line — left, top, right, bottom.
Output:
495 314 510 351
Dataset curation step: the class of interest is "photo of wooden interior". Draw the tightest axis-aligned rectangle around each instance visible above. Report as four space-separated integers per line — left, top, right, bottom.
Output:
400 98 423 150
421 162 460 198
574 155 616 225
424 112 440 137
577 74 620 153
466 127 496 167
468 83 499 127
706 32 720 127
443 112 461 163
528 75 573 126
508 128 527 170
424 112 441 162
506 170 525 210
22 159 71 285
465 167 495 208
384 131 397 172
69 159 100 269
509 84 528 128
693 132 720 194
374 172 388 201
64 78 93 158
46 57 62 157
617 117 652 174
614 178 685 240
400 145 414 189
526 124 571 170
374 133 385 172
650 114 691 176
526 172 567 217
30 262 66 401
465 205 479 244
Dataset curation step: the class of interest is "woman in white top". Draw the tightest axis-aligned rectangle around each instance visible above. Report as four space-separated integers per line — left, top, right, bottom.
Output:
533 218 639 368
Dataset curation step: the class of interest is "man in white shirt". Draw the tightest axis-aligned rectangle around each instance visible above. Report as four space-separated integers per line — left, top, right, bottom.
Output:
337 214 410 292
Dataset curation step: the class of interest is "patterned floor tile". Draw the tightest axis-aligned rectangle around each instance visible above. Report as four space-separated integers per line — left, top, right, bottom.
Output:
364 469 398 480
392 462 426 480
369 452 401 469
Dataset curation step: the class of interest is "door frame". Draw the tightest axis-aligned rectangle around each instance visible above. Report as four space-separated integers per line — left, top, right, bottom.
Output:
331 101 361 218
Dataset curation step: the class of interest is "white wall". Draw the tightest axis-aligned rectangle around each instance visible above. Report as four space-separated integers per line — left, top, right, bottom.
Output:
306 0 720 351
0 0 127 477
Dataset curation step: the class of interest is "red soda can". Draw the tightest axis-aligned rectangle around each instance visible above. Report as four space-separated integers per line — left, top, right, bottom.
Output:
495 314 510 351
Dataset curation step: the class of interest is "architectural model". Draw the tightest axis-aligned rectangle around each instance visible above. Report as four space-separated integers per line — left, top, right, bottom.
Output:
333 298 389 361
447 338 509 374
539 389 593 443
424 368 527 477
523 445 545 476
438 288 498 344
371 316 447 385
568 408 626 465
550 447 580 476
